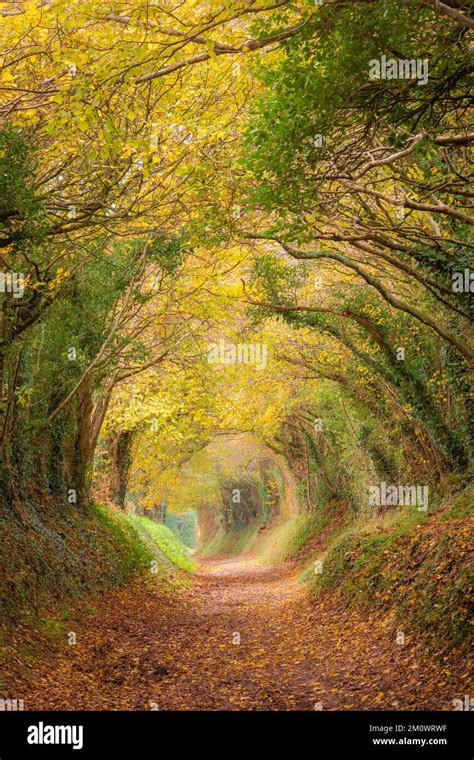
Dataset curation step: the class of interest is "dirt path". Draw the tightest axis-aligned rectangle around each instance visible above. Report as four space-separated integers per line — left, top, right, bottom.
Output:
12 556 469 710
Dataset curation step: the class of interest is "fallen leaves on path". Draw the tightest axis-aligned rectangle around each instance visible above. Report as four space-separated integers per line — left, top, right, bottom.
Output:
5 557 471 710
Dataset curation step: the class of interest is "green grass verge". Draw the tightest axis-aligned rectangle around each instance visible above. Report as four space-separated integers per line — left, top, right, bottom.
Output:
130 515 196 573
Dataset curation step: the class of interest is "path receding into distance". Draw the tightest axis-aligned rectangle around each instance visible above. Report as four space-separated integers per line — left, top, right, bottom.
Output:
16 556 468 710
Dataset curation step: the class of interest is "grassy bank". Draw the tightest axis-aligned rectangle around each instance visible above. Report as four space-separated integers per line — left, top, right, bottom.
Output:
198 515 313 563
198 523 262 558
0 502 194 627
0 503 195 696
130 515 196 573
304 489 473 651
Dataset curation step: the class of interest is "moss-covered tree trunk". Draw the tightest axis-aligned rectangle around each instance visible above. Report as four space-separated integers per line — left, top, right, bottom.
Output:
108 429 134 508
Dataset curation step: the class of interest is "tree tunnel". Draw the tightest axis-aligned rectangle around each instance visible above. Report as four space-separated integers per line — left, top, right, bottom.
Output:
128 432 300 560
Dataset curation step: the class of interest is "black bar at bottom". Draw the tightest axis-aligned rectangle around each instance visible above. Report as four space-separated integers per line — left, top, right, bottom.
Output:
0 711 471 757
